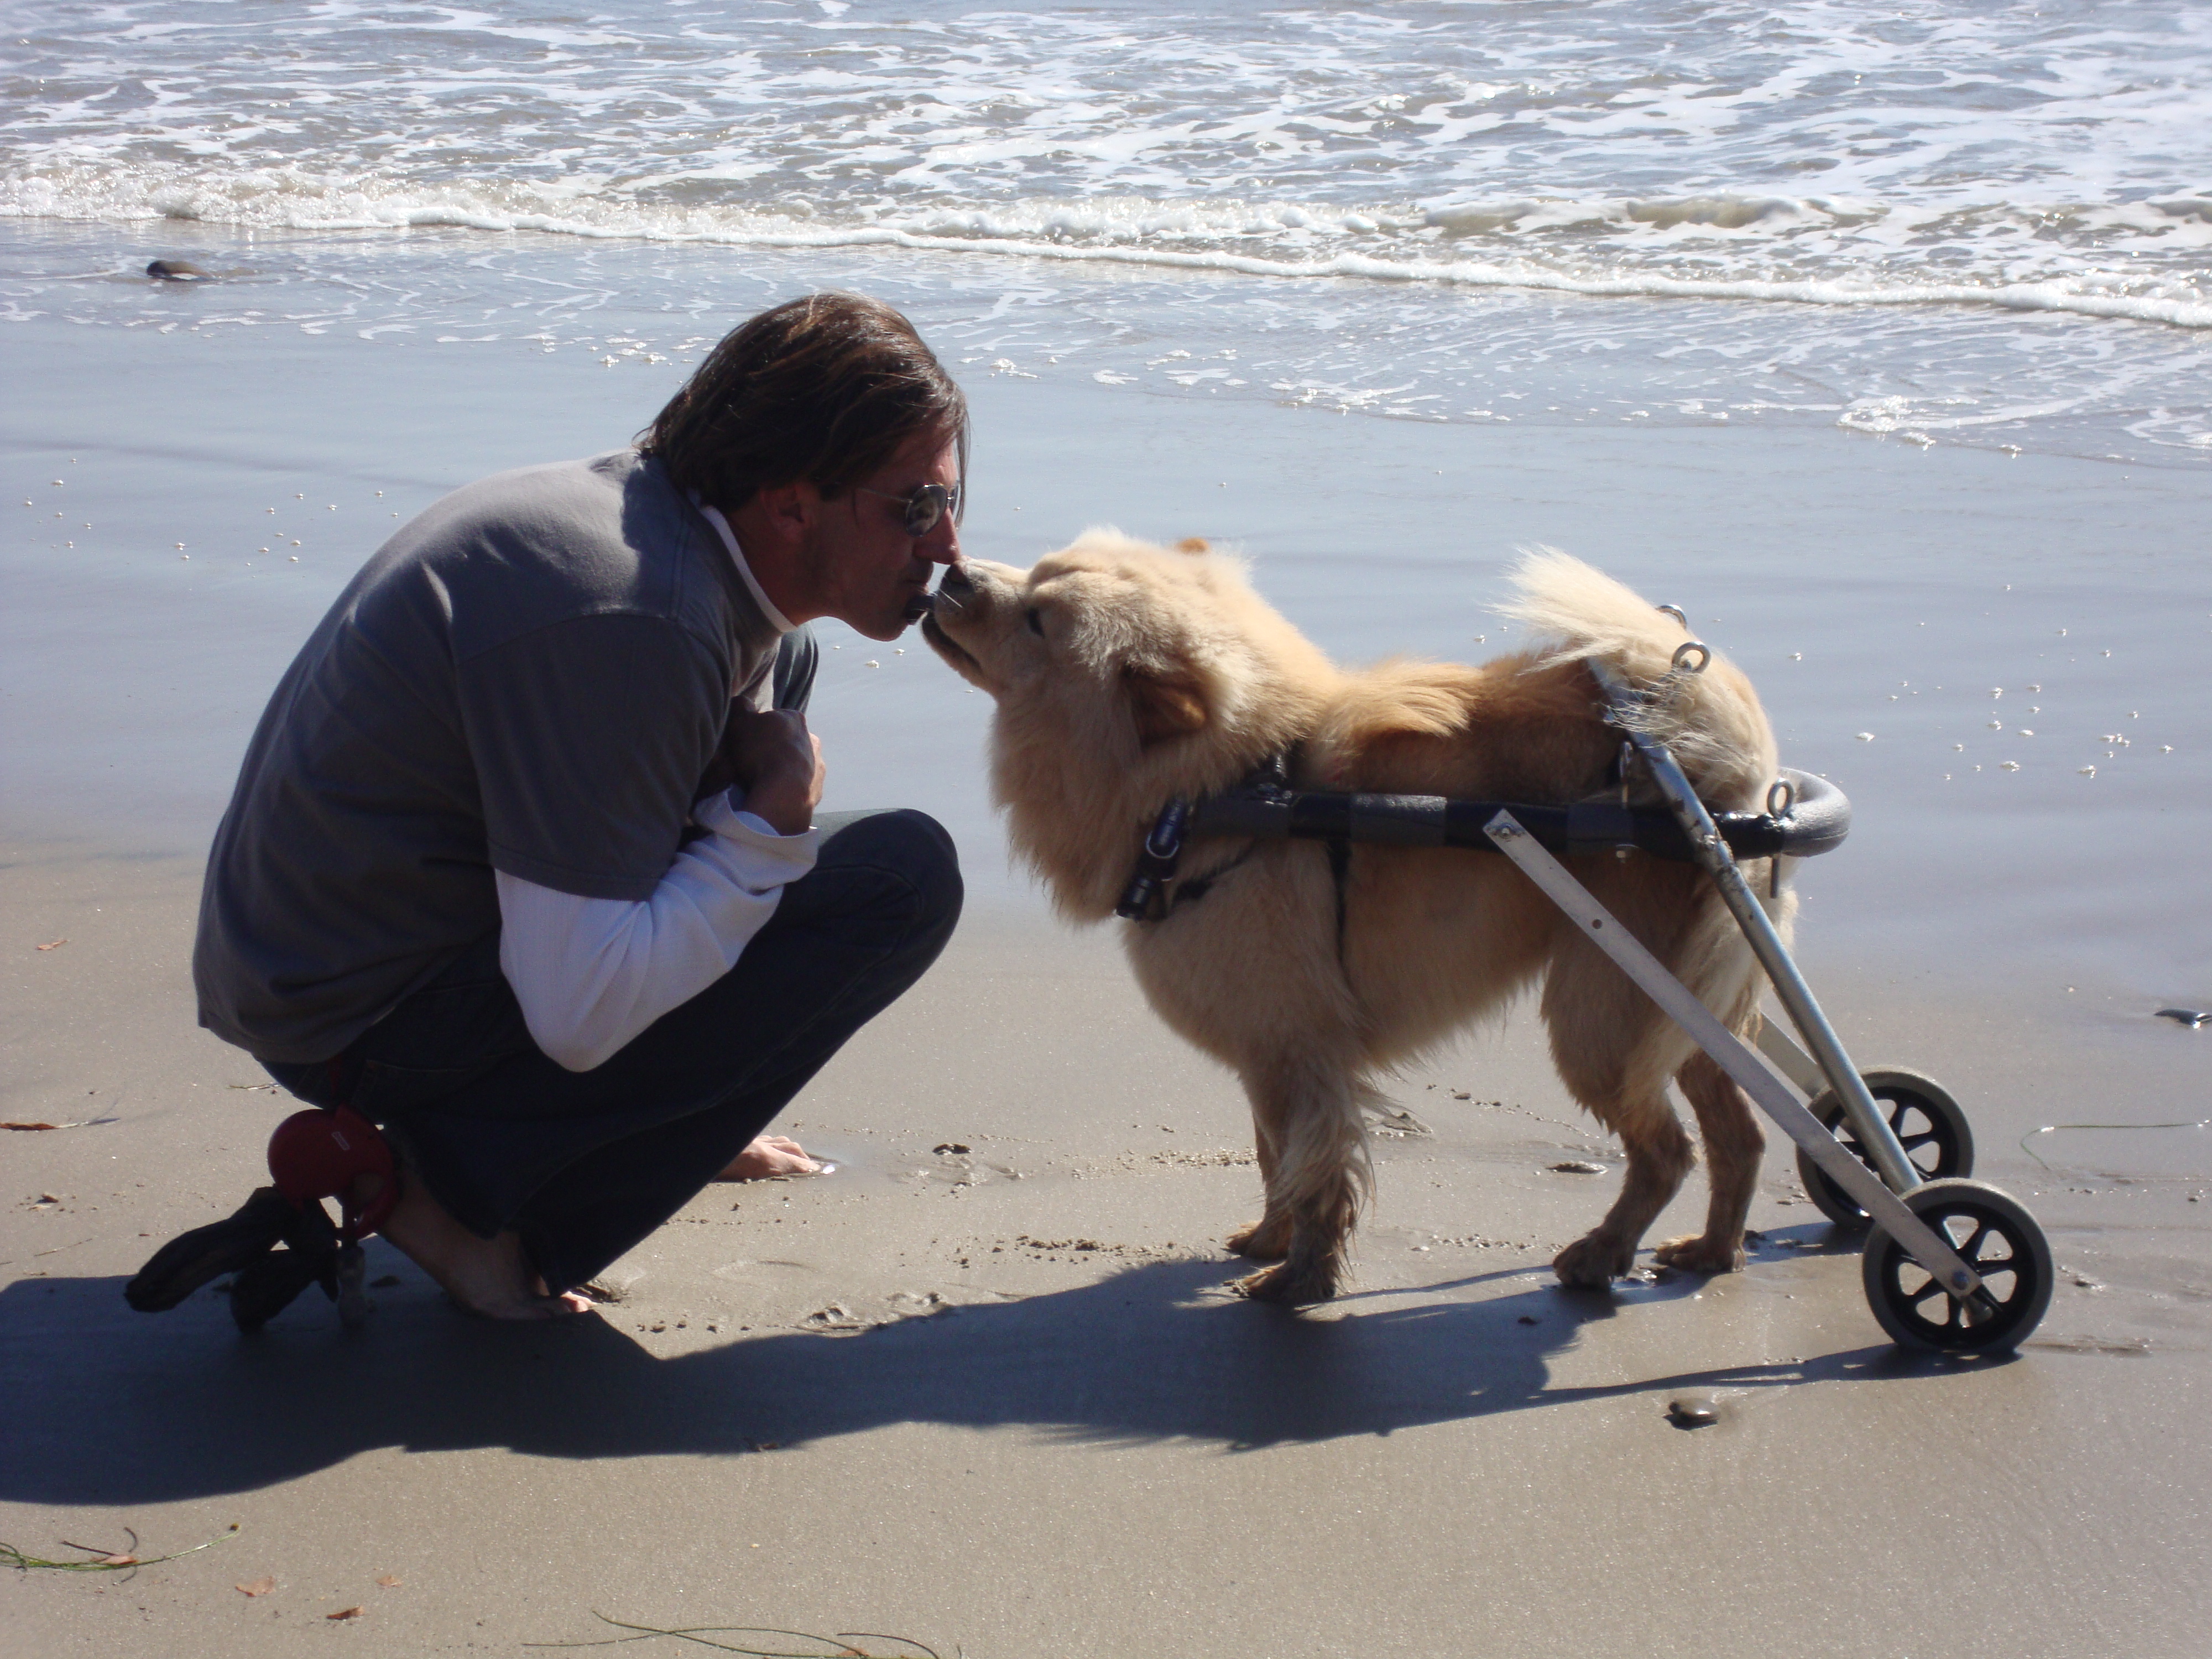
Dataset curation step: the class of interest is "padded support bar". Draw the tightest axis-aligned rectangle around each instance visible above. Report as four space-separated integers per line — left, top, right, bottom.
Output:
1186 765 1849 863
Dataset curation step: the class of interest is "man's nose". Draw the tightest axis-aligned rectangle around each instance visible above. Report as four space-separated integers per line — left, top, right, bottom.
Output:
919 510 961 565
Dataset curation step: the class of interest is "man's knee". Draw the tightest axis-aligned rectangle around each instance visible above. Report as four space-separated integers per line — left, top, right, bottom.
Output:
872 808 963 936
815 807 963 938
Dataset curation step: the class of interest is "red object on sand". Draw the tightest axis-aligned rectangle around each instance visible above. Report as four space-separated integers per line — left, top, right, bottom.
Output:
266 1107 398 1239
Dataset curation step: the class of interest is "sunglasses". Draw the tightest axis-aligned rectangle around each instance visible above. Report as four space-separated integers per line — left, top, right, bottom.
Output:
853 480 962 538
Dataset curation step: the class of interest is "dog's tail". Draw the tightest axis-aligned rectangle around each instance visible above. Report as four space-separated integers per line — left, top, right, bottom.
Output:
1500 547 1778 811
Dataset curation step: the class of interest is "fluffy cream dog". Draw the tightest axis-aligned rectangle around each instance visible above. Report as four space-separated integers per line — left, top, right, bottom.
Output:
923 532 1791 1304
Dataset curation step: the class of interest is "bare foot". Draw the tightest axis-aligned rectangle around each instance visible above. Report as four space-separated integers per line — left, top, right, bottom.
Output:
714 1134 823 1181
357 1171 587 1320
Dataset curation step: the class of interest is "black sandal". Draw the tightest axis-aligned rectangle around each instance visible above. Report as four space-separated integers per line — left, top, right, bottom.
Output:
126 1107 395 1331
123 1186 297 1312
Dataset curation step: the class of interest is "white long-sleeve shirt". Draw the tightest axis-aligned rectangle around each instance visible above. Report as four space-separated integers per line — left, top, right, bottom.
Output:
495 501 815 1072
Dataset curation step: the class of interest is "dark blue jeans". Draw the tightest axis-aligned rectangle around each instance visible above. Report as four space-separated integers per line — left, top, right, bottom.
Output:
266 807 960 1291
263 630 962 1291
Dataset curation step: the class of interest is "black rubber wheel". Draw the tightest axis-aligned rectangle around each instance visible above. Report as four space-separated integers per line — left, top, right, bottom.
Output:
1861 1178 2053 1354
1797 1068 1974 1228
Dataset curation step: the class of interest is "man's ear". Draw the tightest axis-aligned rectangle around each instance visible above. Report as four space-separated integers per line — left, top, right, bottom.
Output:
1124 664 1209 747
749 479 817 544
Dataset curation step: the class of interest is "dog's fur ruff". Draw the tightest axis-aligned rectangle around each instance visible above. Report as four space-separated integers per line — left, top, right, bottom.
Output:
922 531 1794 1303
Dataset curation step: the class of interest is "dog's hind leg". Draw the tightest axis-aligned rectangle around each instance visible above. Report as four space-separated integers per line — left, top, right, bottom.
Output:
1551 1091 1694 1288
1652 886 1776 1275
1233 1055 1370 1303
1651 1045 1765 1274
1542 910 1698 1288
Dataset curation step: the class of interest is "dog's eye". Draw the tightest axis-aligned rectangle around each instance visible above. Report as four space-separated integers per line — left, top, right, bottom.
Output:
1025 607 1046 638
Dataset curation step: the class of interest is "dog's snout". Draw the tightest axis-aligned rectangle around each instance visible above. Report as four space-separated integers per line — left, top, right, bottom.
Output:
938 562 975 599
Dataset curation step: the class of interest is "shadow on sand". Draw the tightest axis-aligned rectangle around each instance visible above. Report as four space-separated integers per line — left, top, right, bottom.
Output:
2 1248 1939 1506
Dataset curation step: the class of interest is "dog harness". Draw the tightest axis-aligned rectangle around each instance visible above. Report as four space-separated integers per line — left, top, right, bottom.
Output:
1119 751 1302 925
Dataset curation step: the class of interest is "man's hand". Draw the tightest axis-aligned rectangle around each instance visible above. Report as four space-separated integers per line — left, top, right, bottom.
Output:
722 706 824 836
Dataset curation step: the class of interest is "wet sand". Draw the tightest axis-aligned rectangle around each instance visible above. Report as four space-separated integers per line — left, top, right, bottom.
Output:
5 300 2211 1656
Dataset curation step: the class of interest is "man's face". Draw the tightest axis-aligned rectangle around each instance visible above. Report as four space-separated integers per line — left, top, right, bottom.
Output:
807 429 962 642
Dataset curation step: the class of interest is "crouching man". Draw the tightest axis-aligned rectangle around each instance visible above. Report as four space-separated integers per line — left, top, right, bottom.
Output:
140 293 966 1323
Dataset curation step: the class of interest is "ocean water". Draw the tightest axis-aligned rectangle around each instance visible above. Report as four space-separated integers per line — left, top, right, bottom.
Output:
4 0 2210 1010
4 0 2211 463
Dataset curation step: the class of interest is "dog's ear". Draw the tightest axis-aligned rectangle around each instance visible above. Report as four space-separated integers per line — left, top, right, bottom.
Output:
1124 664 1209 747
1175 537 1210 554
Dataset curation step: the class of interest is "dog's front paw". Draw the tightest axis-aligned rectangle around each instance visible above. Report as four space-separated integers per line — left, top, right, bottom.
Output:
1651 1232 1748 1275
1552 1232 1635 1288
1224 1216 1291 1260
1234 1259 1339 1305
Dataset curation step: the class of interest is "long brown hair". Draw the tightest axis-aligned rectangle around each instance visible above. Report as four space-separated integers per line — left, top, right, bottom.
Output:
639 291 967 514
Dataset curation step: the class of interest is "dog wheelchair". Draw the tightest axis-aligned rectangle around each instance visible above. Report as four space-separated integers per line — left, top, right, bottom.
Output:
1123 629 2053 1355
